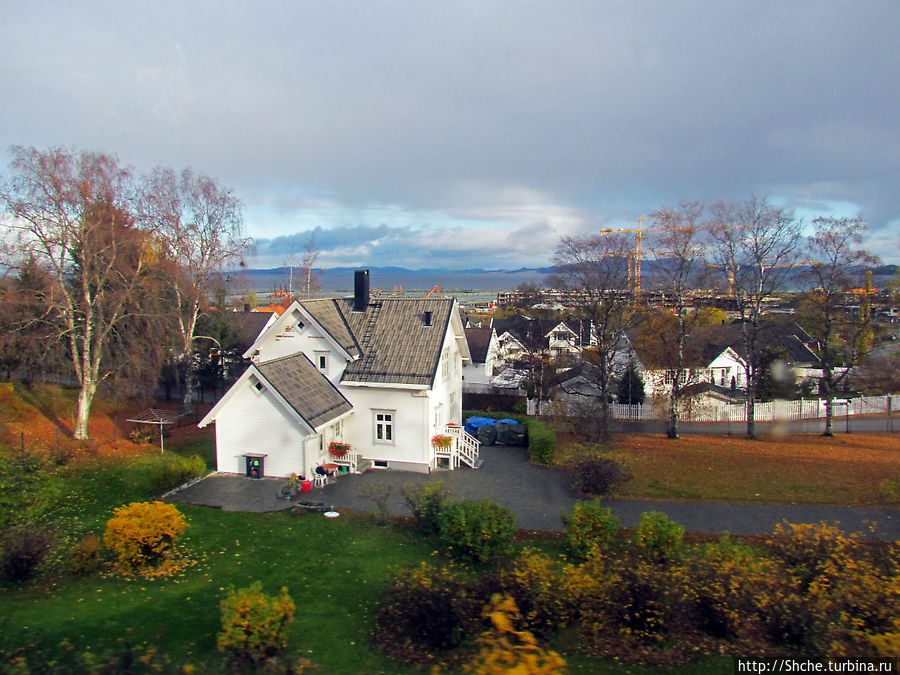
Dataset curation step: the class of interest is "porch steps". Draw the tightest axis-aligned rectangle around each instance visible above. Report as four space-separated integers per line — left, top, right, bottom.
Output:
443 424 482 470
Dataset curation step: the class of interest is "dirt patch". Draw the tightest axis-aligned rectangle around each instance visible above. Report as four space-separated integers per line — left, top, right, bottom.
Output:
0 382 179 465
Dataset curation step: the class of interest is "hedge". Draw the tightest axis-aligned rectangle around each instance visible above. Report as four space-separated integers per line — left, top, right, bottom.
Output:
462 410 556 465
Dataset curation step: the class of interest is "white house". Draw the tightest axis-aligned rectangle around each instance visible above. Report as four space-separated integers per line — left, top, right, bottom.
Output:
199 271 480 479
629 321 820 399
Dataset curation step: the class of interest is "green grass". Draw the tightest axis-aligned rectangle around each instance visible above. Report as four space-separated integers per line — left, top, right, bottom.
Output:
2 507 439 673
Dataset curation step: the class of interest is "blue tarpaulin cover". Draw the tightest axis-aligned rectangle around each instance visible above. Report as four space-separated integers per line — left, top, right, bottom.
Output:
464 417 498 435
464 417 522 434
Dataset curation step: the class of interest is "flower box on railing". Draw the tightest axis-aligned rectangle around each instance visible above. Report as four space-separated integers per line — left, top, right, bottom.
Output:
431 434 453 450
328 441 351 458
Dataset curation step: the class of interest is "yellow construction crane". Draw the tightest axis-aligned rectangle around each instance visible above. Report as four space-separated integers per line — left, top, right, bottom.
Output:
598 216 653 296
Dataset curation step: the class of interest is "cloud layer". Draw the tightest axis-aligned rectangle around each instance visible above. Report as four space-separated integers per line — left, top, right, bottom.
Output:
2 1 898 268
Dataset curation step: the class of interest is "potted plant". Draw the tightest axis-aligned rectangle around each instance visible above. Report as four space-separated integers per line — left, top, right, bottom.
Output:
328 441 351 458
431 434 453 450
282 472 302 497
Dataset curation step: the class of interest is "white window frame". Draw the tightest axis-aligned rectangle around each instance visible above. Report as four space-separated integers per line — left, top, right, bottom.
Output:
316 352 328 372
373 410 395 445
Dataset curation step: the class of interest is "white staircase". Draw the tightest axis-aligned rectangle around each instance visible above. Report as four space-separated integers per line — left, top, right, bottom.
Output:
438 424 482 470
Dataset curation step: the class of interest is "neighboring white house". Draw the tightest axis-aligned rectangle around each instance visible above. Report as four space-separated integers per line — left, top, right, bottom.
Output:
199 271 480 478
628 321 820 399
491 316 595 366
461 326 495 384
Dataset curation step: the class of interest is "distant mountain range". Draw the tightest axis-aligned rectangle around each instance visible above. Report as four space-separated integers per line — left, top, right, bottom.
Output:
231 263 898 294
231 266 554 292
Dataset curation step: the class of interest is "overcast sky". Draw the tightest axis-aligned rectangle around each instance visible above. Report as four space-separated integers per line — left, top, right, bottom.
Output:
2 1 899 269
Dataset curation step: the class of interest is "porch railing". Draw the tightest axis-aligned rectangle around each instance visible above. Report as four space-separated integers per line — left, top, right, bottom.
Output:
330 452 363 474
441 424 481 469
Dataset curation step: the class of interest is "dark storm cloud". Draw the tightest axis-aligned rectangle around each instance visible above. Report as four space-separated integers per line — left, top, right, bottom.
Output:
2 1 898 266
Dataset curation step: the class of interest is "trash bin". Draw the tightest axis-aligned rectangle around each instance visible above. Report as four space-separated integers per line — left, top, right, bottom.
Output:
244 454 265 479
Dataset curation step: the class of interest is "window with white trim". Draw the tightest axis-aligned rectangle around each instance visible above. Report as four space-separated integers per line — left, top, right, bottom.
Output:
442 348 450 380
374 410 394 445
316 352 328 372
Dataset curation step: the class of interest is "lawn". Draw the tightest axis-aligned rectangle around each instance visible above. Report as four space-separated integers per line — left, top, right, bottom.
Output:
557 431 900 505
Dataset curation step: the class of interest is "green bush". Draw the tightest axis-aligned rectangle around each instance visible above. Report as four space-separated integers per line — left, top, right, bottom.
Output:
147 453 206 493
1 526 53 582
68 534 102 576
526 419 556 465
438 499 516 563
631 511 684 563
374 562 483 665
561 500 621 559
402 480 451 534
569 457 629 495
217 582 296 664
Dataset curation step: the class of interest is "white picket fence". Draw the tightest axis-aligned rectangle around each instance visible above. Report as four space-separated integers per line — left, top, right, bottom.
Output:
528 394 900 423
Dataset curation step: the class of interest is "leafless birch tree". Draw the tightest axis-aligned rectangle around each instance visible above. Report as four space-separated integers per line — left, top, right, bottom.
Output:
647 201 709 438
803 216 877 436
708 196 801 439
140 167 249 414
549 233 638 440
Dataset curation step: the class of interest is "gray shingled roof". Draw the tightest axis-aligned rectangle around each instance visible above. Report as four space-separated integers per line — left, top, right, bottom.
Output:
255 353 352 429
465 327 492 363
298 299 360 358
300 297 454 386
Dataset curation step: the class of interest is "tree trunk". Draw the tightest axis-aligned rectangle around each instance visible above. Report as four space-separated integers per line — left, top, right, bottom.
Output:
668 377 679 439
745 369 756 440
181 353 195 415
73 378 96 440
822 364 834 437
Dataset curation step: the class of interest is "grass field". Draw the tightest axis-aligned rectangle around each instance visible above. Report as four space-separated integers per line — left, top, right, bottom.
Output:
557 432 900 506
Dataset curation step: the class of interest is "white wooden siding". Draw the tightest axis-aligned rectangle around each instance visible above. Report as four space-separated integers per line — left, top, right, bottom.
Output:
214 380 309 478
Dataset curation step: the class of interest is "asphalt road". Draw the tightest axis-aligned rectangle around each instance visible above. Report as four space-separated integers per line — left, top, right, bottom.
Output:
167 443 900 540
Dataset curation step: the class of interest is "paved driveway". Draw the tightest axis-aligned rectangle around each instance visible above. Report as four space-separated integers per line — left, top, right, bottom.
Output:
166 444 900 540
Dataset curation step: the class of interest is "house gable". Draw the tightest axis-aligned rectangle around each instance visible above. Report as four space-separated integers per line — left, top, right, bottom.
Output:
199 353 352 434
243 301 356 365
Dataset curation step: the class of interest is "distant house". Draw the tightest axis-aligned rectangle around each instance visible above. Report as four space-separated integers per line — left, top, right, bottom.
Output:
199 271 481 478
628 320 820 399
462 326 495 384
491 315 595 365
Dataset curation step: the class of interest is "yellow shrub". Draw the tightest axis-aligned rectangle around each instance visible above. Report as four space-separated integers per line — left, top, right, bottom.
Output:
103 501 188 572
217 582 295 664
464 594 567 674
499 549 569 638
